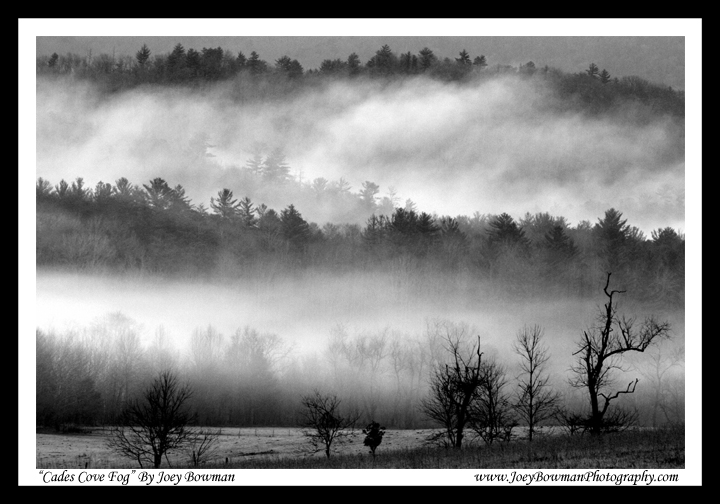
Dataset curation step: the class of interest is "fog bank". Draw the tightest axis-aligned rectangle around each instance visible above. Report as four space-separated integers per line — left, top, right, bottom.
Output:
36 75 684 234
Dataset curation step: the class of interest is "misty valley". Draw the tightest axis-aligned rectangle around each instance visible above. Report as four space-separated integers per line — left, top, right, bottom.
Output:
33 40 685 470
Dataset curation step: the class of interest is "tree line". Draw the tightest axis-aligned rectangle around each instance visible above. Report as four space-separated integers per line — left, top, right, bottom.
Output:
37 174 685 307
37 43 684 120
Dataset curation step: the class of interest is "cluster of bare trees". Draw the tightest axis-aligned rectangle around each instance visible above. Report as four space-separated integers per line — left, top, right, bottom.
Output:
420 273 673 447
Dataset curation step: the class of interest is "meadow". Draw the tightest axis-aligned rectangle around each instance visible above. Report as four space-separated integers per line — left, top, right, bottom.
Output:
36 424 684 470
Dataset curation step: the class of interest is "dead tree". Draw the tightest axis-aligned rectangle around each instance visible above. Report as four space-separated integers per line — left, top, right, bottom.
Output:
570 272 671 434
421 334 483 449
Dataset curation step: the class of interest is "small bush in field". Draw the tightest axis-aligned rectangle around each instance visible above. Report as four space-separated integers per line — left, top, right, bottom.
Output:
363 421 386 457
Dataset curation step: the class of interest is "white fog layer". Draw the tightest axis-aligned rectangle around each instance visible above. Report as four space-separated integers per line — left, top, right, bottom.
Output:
36 76 684 234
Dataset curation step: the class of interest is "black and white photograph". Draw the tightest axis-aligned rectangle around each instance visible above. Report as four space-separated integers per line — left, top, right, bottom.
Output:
19 19 701 486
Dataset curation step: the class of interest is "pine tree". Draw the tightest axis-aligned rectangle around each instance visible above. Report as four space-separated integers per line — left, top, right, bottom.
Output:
238 197 257 227
418 47 437 71
586 62 599 79
280 204 311 248
599 69 612 84
473 55 488 68
247 51 267 75
594 208 630 273
456 49 472 65
487 213 528 249
167 43 186 78
263 148 291 183
143 178 174 210
136 44 151 67
210 189 240 219
236 51 247 69
347 53 360 76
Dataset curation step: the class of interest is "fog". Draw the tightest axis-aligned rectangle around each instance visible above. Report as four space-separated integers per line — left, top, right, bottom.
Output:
35 269 685 365
36 74 685 234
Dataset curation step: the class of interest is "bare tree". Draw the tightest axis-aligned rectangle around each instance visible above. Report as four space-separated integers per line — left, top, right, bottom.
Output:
570 272 671 434
300 390 358 458
107 370 194 468
471 359 517 445
554 408 588 436
187 428 222 467
513 325 561 441
636 341 684 427
421 332 483 449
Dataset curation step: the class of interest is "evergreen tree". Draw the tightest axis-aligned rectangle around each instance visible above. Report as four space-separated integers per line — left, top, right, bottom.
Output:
113 177 137 202
143 178 175 210
418 47 437 71
544 225 578 259
210 189 240 219
594 208 630 273
456 49 472 66
399 51 415 74
359 181 380 211
473 55 488 68
275 55 293 72
586 62 599 79
236 51 247 69
200 47 224 80
599 68 612 84
280 204 311 248
262 148 291 183
136 44 151 67
287 59 304 78
36 177 53 200
247 51 268 75
167 43 186 79
54 179 69 200
367 45 396 76
185 48 201 77
487 213 529 249
94 181 114 205
238 197 257 227
347 53 361 76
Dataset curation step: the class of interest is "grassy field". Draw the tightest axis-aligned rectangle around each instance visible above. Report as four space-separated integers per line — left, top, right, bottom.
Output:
36 424 684 470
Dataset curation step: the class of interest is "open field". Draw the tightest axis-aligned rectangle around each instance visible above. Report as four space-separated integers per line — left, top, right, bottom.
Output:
36 425 684 470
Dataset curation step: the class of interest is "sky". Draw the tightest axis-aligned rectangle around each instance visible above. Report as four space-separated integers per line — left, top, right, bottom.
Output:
19 19 702 486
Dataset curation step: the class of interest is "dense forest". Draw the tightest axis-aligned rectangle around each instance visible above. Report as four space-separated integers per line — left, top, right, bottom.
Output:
36 173 684 305
35 42 685 437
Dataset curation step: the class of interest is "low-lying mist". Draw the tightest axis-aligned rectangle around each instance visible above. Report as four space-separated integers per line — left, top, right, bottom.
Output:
36 74 685 234
36 269 684 364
